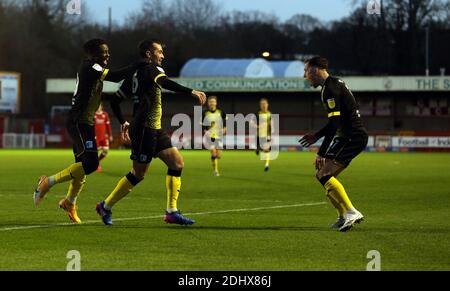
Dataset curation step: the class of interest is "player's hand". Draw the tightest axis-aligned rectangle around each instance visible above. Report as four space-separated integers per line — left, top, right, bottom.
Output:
120 121 130 143
299 133 317 147
314 155 326 170
192 90 206 105
109 136 113 143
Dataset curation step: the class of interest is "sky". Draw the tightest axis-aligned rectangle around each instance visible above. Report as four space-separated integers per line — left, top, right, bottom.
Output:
84 0 354 25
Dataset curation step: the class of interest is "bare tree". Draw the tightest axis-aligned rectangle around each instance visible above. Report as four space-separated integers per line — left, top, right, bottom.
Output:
286 14 323 33
171 0 222 29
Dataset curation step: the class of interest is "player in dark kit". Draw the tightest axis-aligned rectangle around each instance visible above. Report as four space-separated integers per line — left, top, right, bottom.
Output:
300 56 368 232
33 38 145 223
96 39 206 225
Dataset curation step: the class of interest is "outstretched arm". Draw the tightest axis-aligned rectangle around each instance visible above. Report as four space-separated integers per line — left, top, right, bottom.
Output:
103 61 145 83
156 76 206 105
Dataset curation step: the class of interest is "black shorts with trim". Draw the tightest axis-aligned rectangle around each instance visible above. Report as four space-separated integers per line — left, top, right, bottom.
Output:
129 126 173 164
67 122 97 160
325 134 368 167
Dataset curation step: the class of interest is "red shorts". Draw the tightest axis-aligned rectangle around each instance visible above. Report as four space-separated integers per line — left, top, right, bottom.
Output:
96 138 109 149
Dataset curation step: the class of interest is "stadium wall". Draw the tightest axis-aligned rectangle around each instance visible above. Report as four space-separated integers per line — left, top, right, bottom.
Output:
4 76 448 150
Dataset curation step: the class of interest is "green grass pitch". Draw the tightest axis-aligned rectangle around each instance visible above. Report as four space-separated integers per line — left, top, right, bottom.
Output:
0 149 449 270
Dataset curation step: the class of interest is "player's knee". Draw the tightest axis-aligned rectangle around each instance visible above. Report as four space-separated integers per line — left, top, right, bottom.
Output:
131 167 146 180
315 171 322 181
316 170 332 181
174 158 184 170
102 149 108 156
81 153 99 174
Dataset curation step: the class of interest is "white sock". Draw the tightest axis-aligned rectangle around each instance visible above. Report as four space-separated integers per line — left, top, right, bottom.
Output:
167 208 178 213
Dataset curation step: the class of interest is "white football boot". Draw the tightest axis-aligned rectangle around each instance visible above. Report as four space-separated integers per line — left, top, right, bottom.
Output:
339 209 364 232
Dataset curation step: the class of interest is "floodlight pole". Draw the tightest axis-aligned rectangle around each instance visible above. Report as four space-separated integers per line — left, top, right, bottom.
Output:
425 25 430 76
108 7 112 37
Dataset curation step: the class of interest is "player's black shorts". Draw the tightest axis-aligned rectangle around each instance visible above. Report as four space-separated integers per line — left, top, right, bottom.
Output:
325 134 368 167
129 125 173 164
66 122 97 159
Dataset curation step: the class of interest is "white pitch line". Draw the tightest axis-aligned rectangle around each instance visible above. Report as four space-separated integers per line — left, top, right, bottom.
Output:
0 202 326 232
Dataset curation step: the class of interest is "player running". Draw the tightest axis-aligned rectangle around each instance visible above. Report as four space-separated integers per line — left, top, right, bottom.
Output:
95 39 206 225
254 98 273 172
202 96 227 177
300 56 368 232
94 103 113 172
33 38 145 223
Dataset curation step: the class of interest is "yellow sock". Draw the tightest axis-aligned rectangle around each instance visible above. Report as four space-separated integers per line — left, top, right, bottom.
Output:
104 176 134 208
166 175 181 211
261 152 270 166
66 175 86 205
326 192 345 216
214 158 219 172
324 177 354 211
50 162 85 185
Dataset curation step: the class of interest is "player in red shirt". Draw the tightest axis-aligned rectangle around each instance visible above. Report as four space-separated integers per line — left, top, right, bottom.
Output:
94 103 113 172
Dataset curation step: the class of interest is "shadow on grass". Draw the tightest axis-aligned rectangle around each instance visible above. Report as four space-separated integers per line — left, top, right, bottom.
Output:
101 224 329 232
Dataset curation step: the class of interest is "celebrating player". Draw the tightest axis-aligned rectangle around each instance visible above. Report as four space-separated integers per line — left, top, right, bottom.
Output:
33 38 145 223
300 56 368 232
94 103 113 172
255 98 273 171
202 96 227 177
95 39 206 225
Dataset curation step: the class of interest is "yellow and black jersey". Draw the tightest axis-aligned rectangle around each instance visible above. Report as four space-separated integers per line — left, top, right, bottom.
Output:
133 62 193 130
257 110 272 138
69 60 110 126
69 60 143 126
315 76 367 156
134 63 165 130
202 108 227 139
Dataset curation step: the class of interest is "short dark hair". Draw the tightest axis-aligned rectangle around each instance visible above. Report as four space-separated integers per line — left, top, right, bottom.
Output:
83 38 107 56
208 95 218 101
305 56 329 71
138 39 163 58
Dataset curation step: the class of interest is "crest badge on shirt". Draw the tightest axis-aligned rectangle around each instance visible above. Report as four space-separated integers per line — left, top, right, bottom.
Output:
327 98 336 109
